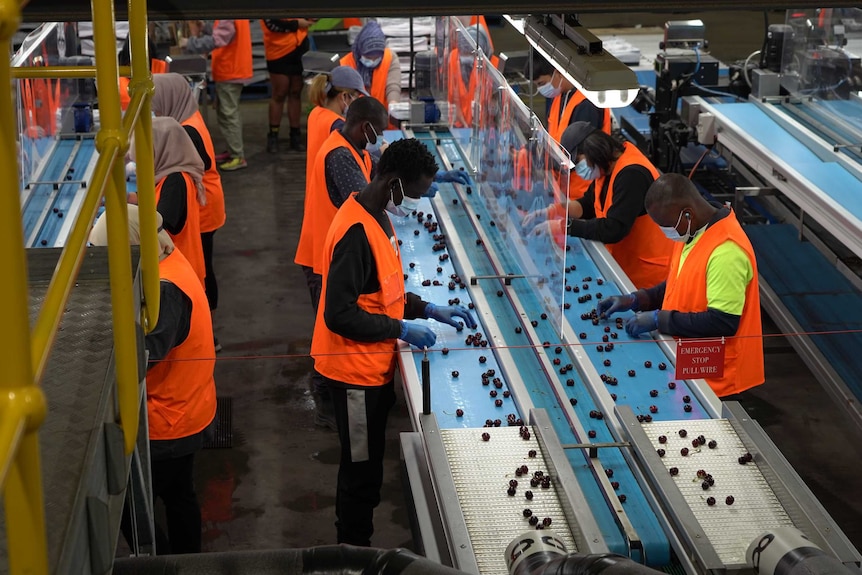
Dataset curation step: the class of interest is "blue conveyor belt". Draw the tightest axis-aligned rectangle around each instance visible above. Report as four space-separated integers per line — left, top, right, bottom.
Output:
746 224 862 403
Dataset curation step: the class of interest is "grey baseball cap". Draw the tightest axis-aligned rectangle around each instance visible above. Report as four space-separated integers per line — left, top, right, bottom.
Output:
560 121 596 155
330 66 370 97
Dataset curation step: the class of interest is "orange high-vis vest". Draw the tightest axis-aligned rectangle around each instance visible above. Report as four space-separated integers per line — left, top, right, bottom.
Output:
212 19 253 82
306 106 344 187
448 49 476 127
120 60 168 111
340 49 394 112
662 213 765 396
155 172 206 286
312 194 405 386
260 20 308 61
593 143 673 289
295 130 372 274
182 111 226 234
549 91 612 200
146 248 217 440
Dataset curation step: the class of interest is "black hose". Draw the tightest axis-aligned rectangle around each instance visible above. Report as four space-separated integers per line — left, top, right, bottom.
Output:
531 553 664 575
112 545 466 575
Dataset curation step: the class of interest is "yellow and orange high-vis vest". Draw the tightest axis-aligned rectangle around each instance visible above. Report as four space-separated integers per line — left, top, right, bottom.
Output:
155 172 206 285
146 248 217 440
212 19 253 82
312 194 405 386
182 111 226 234
340 48 394 112
295 130 372 274
593 143 673 289
662 213 764 396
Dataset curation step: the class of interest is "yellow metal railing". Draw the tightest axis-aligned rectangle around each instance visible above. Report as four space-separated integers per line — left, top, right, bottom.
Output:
0 0 160 571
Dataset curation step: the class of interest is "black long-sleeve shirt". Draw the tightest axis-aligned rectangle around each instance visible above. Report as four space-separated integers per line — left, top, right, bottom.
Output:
324 139 377 208
634 206 742 338
567 164 653 244
145 280 192 368
157 172 189 235
182 125 212 170
323 217 428 343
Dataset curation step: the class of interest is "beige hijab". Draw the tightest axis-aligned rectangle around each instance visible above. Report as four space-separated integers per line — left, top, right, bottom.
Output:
151 73 199 123
130 116 206 205
89 204 175 260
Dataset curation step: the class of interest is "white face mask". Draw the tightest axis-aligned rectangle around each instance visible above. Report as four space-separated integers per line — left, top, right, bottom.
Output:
360 55 382 68
659 209 693 242
537 72 562 99
385 179 416 218
574 158 600 181
365 124 388 154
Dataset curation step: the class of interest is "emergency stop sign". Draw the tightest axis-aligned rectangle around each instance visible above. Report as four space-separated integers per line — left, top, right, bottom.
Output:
675 339 725 380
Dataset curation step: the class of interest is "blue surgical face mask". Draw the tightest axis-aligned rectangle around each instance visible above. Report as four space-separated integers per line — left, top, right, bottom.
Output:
659 210 693 242
537 72 562 99
360 55 382 68
365 124 388 154
386 179 414 218
574 158 600 181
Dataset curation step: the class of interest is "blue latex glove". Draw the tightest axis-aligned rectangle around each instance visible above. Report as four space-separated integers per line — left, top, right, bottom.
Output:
423 182 439 198
625 310 658 337
521 207 549 230
435 169 471 186
400 321 436 348
597 293 638 319
425 302 478 331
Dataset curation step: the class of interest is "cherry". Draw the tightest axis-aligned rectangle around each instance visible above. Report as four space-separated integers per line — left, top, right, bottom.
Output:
611 481 619 489
507 487 516 496
604 344 614 352
555 346 563 354
456 409 464 417
515 327 522 334
569 398 577 406
657 448 666 457
528 450 537 458
683 395 691 403
553 358 561 366
481 432 490 441
669 467 679 476
680 448 690 456
520 465 529 474
610 393 617 401
707 497 716 506
525 490 534 500
618 494 627 503
579 332 587 339
597 279 604 285
503 391 511 398
604 326 611 333
679 429 688 438
531 320 539 327
603 359 612 367
658 435 667 444
529 515 539 525
523 508 533 518
588 430 597 438
452 371 459 377
515 468 524 477
649 405 658 413
610 332 618 339
542 517 552 526
566 379 575 386
725 496 735 505
596 345 604 352
697 435 706 445
494 419 502 427
650 390 659 397
541 313 548 320
684 405 693 413
644 360 653 368
437 266 443 273
602 335 609 342
658 363 667 370
692 439 700 448
495 399 503 407
414 230 420 236
422 280 431 287
628 369 637 377
707 440 717 449
668 382 677 389
497 290 504 297
605 468 614 478
442 348 450 355
479 356 487 363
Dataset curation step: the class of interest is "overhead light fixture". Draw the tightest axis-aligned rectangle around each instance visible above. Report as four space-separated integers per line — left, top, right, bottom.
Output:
506 14 639 108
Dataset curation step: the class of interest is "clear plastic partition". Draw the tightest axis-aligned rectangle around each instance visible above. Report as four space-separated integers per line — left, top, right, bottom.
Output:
470 49 572 335
12 22 94 188
779 8 862 98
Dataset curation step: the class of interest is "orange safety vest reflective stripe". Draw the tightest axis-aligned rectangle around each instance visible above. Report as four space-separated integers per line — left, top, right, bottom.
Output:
306 106 344 187
295 130 372 273
593 143 673 289
662 213 764 396
312 194 405 386
549 91 612 200
155 172 206 285
182 111 226 233
212 19 253 82
260 20 308 61
146 248 217 440
340 49 394 112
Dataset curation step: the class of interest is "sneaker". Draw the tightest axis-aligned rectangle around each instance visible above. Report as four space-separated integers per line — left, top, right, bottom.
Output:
267 133 279 153
219 157 247 171
289 131 305 152
214 337 222 353
214 150 231 163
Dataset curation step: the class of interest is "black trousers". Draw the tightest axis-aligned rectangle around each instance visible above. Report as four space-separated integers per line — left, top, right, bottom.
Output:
151 453 202 554
326 378 396 546
201 230 218 311
303 265 327 398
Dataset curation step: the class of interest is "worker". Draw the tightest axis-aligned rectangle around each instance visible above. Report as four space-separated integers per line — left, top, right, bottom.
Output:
448 25 495 127
305 66 369 187
597 173 764 397
457 15 494 53
527 122 673 289
295 96 387 430
340 20 401 115
529 55 611 200
183 19 253 171
261 18 314 153
90 205 216 554
311 138 477 546
151 73 226 323
117 35 163 112
129 116 206 286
